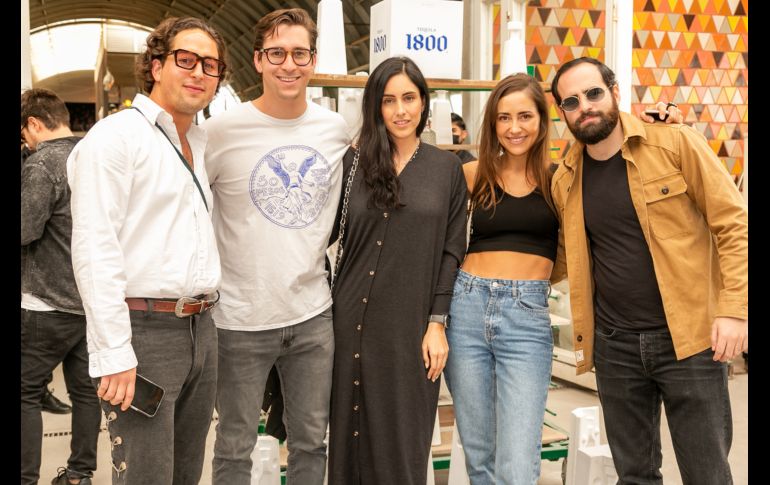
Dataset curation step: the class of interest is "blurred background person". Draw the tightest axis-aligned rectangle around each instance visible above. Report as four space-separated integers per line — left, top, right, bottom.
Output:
451 112 476 163
21 87 101 485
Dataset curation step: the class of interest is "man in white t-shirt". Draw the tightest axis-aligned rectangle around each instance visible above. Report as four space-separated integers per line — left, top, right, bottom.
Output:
203 8 350 485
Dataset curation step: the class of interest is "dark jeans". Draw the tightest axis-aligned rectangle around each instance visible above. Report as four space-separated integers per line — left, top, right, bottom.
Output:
97 309 218 485
21 309 101 485
593 324 733 485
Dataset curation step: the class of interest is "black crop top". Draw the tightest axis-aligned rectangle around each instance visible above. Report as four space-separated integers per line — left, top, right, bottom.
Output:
467 186 559 261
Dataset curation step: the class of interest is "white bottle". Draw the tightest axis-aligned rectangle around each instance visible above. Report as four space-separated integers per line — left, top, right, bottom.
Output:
432 90 453 145
315 0 348 74
500 20 528 78
338 87 364 140
420 117 437 146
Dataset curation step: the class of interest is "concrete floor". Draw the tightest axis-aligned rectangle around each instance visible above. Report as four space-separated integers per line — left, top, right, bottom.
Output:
36 357 748 484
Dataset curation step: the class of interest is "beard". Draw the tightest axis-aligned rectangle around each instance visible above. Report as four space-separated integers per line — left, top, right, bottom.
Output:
566 99 620 145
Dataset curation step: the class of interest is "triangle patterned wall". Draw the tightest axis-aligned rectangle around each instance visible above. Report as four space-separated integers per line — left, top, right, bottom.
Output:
515 0 747 173
525 0 608 159
630 0 748 175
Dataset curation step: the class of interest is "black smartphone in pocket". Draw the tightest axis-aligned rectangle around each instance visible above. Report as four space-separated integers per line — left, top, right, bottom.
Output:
644 109 669 122
130 374 165 418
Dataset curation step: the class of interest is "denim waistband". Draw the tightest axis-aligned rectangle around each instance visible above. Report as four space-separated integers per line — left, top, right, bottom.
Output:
456 268 551 293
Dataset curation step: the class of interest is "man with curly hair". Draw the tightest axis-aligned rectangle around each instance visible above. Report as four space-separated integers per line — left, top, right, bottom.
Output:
67 17 227 484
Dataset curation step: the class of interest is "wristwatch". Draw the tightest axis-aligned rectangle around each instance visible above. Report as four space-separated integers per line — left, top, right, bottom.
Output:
428 314 450 329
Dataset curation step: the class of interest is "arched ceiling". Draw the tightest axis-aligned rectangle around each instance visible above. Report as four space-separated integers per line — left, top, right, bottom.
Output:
29 0 379 100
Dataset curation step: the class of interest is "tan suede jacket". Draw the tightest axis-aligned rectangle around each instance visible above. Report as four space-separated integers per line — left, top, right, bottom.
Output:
550 112 748 375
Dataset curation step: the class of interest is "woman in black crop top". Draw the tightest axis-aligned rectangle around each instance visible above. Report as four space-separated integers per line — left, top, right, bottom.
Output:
443 73 685 484
443 73 558 485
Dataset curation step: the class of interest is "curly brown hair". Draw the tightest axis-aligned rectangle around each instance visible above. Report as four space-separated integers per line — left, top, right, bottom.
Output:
136 17 228 94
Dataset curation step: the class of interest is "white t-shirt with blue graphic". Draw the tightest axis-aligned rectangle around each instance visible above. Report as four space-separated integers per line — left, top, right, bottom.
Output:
203 101 351 330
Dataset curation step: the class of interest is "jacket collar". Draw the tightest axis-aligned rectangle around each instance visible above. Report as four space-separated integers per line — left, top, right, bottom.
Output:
35 136 81 151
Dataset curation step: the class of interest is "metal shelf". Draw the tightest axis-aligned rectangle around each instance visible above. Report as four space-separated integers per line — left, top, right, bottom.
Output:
309 73 552 92
435 143 477 151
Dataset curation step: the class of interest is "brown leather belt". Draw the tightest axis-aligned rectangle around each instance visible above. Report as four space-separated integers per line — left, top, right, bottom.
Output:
125 293 219 318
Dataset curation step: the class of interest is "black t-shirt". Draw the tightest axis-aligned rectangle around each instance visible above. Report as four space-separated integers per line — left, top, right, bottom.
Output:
467 186 559 261
582 149 668 332
454 149 476 164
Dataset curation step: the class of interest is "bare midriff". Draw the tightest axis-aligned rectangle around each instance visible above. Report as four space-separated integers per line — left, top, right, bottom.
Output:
461 250 553 281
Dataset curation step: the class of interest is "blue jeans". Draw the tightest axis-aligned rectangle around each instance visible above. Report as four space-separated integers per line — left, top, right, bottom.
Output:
212 308 334 485
445 270 553 485
593 324 733 485
21 309 102 485
98 309 218 485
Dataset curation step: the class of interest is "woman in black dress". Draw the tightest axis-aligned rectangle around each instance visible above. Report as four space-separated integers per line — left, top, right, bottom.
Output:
328 57 468 485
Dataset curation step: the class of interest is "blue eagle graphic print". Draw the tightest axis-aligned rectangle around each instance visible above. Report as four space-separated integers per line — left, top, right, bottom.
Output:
249 145 332 228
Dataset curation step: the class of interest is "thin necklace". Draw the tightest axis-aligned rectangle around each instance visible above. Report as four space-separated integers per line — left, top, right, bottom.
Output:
395 140 421 173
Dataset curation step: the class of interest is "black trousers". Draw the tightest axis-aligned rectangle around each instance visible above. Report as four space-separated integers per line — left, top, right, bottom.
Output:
21 309 101 484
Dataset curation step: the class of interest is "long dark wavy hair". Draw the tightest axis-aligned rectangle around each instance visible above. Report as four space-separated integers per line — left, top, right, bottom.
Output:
472 73 555 213
359 57 430 209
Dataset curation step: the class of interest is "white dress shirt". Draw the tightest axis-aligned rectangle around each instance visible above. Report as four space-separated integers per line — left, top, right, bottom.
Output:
67 94 221 377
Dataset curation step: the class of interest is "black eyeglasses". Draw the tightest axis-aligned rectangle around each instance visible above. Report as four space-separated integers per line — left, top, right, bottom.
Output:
258 47 315 66
166 49 226 78
559 85 613 112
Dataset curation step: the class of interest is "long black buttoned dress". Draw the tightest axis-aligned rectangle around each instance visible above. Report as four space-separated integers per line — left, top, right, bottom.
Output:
328 143 468 485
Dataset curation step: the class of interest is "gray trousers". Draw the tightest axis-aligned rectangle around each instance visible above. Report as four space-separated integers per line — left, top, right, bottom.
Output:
98 309 218 485
212 307 334 485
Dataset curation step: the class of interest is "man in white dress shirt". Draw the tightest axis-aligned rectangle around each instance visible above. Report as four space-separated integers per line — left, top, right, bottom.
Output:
67 17 226 485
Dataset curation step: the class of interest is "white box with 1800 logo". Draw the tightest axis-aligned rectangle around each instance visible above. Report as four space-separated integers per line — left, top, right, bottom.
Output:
369 0 464 79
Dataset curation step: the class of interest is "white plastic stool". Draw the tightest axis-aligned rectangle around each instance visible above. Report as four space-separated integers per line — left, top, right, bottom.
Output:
565 406 618 485
250 435 281 485
425 410 442 485
447 423 470 485
426 449 436 485
575 444 617 485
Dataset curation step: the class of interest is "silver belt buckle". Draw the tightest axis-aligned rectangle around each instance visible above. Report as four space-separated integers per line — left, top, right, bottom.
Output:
175 296 200 318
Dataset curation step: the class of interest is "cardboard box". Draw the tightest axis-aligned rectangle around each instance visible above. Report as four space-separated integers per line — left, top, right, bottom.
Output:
369 0 464 79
